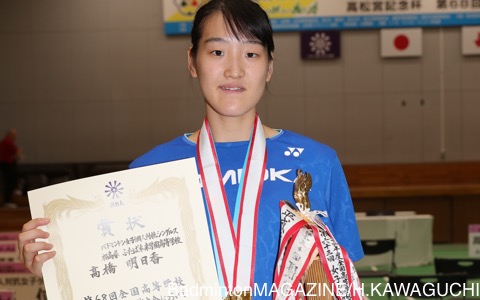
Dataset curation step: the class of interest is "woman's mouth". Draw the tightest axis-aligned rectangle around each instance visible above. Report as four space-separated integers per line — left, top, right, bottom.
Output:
220 85 245 92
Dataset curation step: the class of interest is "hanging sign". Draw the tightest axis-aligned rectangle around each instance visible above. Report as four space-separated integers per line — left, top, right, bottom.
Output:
163 0 480 35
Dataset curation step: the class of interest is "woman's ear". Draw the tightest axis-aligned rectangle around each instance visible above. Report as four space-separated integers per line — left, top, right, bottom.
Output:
266 55 274 82
187 47 198 78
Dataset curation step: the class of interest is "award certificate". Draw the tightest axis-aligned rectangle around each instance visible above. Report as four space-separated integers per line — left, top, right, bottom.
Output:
28 158 220 300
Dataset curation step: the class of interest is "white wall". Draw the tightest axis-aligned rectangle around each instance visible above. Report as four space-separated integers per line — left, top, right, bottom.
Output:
0 0 479 164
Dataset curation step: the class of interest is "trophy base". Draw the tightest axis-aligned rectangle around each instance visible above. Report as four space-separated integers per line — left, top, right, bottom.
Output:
302 256 334 300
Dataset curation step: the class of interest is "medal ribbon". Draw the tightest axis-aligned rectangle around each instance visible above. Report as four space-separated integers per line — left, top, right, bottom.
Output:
197 114 267 292
274 201 363 300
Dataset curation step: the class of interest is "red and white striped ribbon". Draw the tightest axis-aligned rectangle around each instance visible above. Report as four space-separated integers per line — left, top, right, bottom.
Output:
274 201 363 300
197 115 267 291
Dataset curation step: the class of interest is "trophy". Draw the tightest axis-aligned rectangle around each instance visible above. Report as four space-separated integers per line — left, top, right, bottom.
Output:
274 170 362 300
292 170 331 300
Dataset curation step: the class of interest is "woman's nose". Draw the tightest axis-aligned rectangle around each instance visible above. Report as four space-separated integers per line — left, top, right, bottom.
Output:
224 56 245 79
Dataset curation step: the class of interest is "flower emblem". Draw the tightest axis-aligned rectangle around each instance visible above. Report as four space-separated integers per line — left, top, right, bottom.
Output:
105 181 123 199
309 32 332 56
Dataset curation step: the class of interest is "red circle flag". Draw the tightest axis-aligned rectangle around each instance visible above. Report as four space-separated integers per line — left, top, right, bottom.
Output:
394 34 409 51
381 28 422 57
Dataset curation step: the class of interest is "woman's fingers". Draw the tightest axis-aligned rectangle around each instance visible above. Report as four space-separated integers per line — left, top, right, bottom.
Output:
31 249 56 278
22 241 56 277
17 218 55 277
18 218 50 261
21 218 50 232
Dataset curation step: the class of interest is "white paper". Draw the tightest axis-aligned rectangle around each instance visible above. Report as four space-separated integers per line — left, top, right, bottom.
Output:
28 158 221 300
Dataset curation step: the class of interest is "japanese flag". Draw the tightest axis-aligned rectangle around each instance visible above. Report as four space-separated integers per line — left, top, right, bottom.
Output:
462 26 480 55
380 28 422 58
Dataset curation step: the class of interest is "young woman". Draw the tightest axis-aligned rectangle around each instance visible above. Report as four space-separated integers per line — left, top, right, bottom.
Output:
18 0 363 298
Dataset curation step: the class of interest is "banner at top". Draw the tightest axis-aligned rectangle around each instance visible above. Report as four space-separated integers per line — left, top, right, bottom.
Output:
163 0 480 35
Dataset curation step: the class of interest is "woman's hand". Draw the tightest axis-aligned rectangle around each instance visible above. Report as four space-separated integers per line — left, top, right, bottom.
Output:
17 218 56 278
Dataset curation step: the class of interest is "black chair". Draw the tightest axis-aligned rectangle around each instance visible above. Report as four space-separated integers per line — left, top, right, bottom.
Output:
388 273 467 299
357 239 397 278
435 257 480 279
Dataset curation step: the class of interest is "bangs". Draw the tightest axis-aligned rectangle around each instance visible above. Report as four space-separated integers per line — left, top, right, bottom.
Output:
191 0 274 59
221 10 264 44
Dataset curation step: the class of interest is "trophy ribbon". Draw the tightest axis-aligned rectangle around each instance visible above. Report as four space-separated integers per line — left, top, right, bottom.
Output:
274 170 363 300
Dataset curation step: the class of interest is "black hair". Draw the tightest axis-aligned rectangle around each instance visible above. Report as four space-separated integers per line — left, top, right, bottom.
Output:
190 0 274 61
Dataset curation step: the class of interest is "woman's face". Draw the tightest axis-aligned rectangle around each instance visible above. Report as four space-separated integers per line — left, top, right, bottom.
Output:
188 12 273 119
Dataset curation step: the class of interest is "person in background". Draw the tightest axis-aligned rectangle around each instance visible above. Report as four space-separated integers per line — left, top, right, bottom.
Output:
0 128 21 208
18 1 364 298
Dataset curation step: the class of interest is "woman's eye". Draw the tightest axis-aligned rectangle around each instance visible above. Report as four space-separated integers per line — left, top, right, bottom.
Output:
246 53 258 58
211 50 223 56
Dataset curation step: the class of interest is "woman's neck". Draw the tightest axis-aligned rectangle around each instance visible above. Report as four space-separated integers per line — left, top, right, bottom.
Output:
209 116 255 142
187 114 278 143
